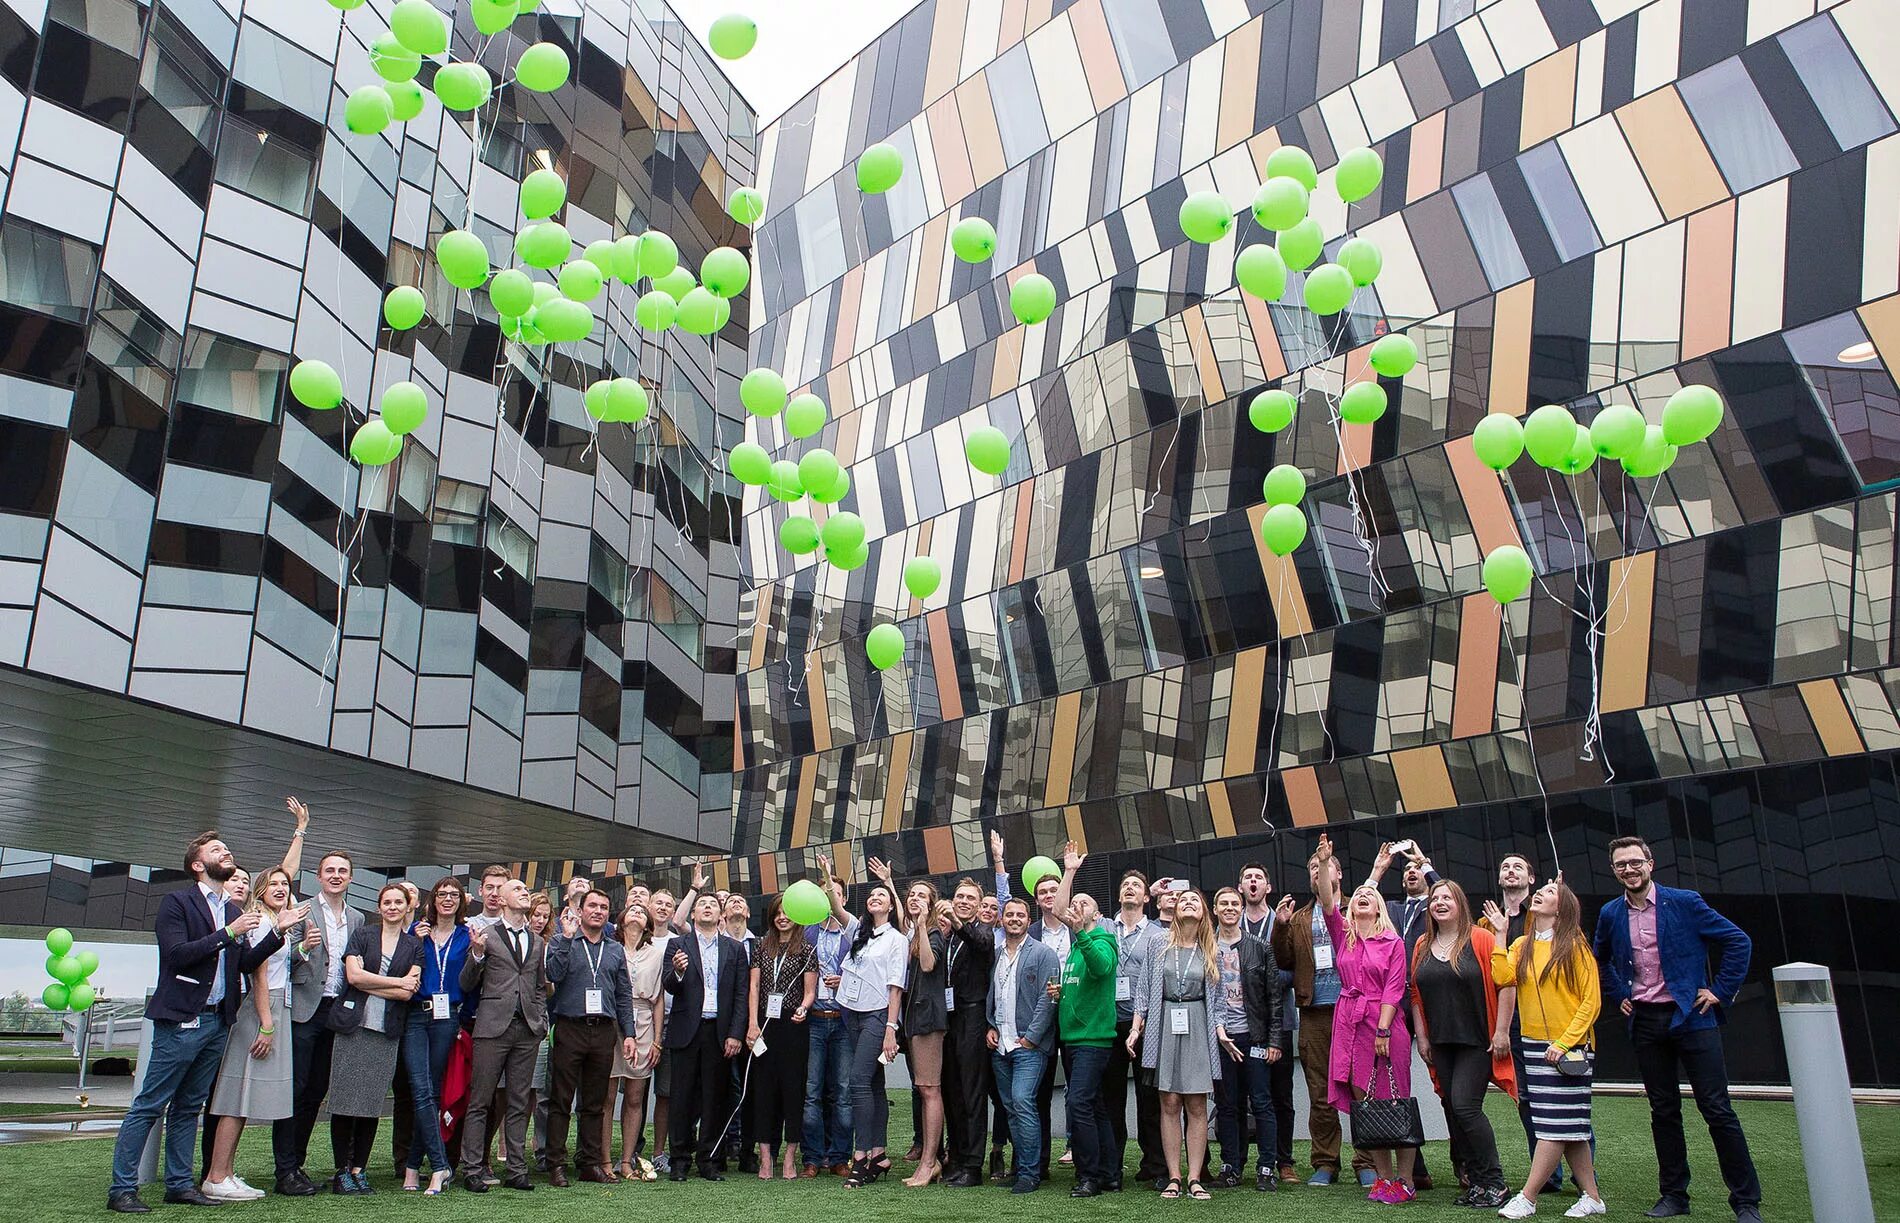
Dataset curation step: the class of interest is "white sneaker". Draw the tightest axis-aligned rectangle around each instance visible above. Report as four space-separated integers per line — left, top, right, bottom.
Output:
201 1178 263 1202
229 1176 264 1198
1564 1196 1607 1218
1498 1193 1539 1219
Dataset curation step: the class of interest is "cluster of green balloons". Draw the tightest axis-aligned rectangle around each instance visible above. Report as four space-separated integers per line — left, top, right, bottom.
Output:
343 0 571 136
1469 385 1725 482
1227 144 1386 315
41 928 100 1013
732 366 866 566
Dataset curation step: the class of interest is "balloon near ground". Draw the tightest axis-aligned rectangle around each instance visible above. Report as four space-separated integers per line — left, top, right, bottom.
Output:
1022 855 1060 891
1482 545 1533 604
1662 383 1724 446
1589 404 1646 460
708 12 758 60
1265 144 1318 191
784 393 827 439
1260 503 1308 556
1368 333 1417 378
520 169 566 219
1263 464 1305 507
382 286 425 330
1235 244 1287 301
903 556 941 599
1249 388 1295 433
1523 404 1578 468
1178 191 1233 244
1472 413 1525 470
379 382 428 435
951 216 997 263
1335 147 1384 202
965 425 1010 475
1252 178 1308 231
1009 274 1056 325
67 983 96 1012
42 982 68 1011
435 229 490 289
515 42 571 92
1304 263 1355 315
780 516 820 555
289 360 343 410
782 879 830 925
1339 381 1387 424
727 186 765 225
857 142 904 194
865 623 905 669
741 368 787 416
729 441 771 485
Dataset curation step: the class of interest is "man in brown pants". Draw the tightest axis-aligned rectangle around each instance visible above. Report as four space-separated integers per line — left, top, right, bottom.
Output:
1272 847 1376 1188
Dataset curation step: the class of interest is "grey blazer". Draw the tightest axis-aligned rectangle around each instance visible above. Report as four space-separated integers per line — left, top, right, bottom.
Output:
460 922 550 1040
984 938 1060 1050
290 899 363 1024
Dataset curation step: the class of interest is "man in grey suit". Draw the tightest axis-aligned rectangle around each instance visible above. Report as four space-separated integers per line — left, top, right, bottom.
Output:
986 897 1060 1194
277 851 361 1196
458 878 549 1192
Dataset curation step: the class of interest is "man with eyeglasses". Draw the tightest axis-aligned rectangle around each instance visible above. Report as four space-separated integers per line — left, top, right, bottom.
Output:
1594 837 1759 1223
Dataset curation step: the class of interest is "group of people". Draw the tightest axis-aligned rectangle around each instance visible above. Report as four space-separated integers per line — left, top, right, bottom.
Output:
105 804 1764 1223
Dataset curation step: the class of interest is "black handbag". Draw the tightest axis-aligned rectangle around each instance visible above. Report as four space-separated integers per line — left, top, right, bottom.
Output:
1349 1060 1426 1149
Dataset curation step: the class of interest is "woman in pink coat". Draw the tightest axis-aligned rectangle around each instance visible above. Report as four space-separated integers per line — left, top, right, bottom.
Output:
1313 834 1418 1204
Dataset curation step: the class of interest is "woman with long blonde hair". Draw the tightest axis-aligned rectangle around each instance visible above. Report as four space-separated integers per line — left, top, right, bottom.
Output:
1127 887 1222 1200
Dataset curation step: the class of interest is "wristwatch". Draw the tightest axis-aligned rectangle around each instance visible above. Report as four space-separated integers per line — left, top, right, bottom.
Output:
885 1020 899 1030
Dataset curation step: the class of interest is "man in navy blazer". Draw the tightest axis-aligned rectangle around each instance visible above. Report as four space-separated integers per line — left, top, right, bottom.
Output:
109 832 300 1213
662 894 748 1180
1594 837 1760 1223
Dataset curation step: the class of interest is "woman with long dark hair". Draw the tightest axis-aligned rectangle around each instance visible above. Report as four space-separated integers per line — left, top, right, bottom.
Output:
831 868 907 1189
606 900 666 1180
400 877 469 1191
748 893 818 1179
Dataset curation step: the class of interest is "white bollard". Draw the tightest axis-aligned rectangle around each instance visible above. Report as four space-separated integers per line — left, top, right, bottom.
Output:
1772 963 1873 1223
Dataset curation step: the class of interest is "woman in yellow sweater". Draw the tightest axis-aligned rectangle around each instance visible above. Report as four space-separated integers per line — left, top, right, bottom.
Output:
1490 879 1604 1219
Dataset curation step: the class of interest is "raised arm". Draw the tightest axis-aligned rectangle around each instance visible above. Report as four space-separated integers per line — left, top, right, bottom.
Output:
1051 841 1083 919
278 795 310 879
674 860 708 934
869 858 905 934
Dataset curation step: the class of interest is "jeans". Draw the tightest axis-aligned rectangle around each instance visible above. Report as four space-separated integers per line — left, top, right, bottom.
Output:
1431 1043 1503 1191
1213 1045 1278 1174
843 1009 890 1153
1063 1044 1115 1185
991 1045 1047 1183
1631 1002 1761 1211
801 1011 852 1166
402 1013 459 1171
112 1013 230 1194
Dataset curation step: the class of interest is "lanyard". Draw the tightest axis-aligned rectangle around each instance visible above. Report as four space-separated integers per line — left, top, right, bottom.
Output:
1242 912 1270 941
945 936 962 979
579 935 604 985
771 953 787 991
432 931 453 988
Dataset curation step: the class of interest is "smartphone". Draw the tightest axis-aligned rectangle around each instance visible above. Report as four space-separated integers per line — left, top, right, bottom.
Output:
1165 879 1191 894
1390 838 1417 857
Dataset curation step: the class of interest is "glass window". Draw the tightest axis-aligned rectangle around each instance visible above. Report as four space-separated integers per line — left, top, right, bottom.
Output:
1451 173 1530 289
988 44 1050 167
487 504 536 580
1100 0 1175 91
430 479 485 546
793 188 845 292
232 18 329 121
1777 18 1896 151
1678 60 1800 192
0 220 100 323
1517 142 1600 264
174 330 287 422
215 115 315 214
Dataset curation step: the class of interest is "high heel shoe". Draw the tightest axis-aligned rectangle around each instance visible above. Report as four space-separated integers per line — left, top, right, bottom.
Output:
902 1163 943 1187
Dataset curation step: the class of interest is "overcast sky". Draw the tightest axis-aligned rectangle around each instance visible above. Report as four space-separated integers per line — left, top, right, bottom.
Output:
670 0 917 121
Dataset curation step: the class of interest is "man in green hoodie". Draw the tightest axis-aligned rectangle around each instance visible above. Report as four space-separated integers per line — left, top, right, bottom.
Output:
1052 893 1118 1197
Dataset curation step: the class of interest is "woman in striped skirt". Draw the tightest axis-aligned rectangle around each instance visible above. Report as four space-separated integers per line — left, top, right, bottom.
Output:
1490 879 1604 1219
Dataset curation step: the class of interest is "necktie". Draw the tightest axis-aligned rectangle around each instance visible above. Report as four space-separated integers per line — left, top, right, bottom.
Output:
513 929 526 963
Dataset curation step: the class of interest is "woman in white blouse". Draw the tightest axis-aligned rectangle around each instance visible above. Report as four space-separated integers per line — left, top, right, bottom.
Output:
831 872 908 1189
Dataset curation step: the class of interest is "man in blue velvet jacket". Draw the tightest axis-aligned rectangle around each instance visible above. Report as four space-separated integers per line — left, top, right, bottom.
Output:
1594 836 1760 1223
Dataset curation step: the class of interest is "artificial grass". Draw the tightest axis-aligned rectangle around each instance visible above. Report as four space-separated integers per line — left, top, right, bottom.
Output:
6 1092 1890 1221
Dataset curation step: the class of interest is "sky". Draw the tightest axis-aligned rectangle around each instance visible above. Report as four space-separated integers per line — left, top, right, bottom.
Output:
669 0 918 121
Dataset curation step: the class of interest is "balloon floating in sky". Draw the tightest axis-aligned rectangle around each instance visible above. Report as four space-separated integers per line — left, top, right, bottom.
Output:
798 449 841 496
741 369 787 417
784 393 827 439
350 420 403 466
558 260 603 303
1335 147 1384 202
386 79 425 122
1260 503 1308 556
382 286 425 331
952 217 997 263
1661 384 1725 446
634 290 677 331
1368 333 1417 378
857 142 904 194
1252 178 1308 231
903 557 941 599
965 425 1010 476
708 13 758 60
727 186 765 225
433 63 492 112
515 43 571 92
1339 381 1387 425
767 460 804 503
1265 145 1318 191
1303 263 1354 315
1248 388 1295 434
865 623 905 670
729 442 771 485
1235 244 1287 301
653 266 697 302
1622 425 1678 478
1338 237 1382 286
1589 404 1646 460
1472 414 1525 471
820 511 865 556
379 382 428 436
637 231 680 280
1263 464 1305 507
520 169 566 219
515 221 572 270
369 34 420 83
1178 191 1234 244
701 246 750 298
344 85 393 135
1009 274 1056 325
782 879 830 925
471 0 517 35
676 286 723 334
1277 217 1323 272
1522 404 1578 469
1483 545 1533 604
781 516 820 554
390 0 449 56
1555 429 1597 476
289 360 343 410
1022 855 1060 891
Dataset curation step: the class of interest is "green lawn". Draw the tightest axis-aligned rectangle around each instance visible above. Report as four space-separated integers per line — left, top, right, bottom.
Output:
4 1093 1889 1221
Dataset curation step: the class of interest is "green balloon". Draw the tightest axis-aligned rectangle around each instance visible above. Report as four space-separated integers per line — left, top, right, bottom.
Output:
351 420 403 466
1661 384 1724 446
1022 856 1060 892
1523 404 1578 468
1338 237 1382 286
75 949 99 976
583 239 618 279
1265 145 1319 191
470 0 517 35
382 286 426 330
608 378 648 423
488 269 534 317
1472 414 1525 471
520 168 566 219
857 142 904 194
1010 274 1056 325
1235 244 1287 300
965 425 1010 476
1262 463 1305 507
638 231 680 280
41 983 68 1011
1339 381 1387 424
767 460 804 503
433 63 492 112
780 515 820 554
1178 190 1234 244
784 393 827 439
653 265 696 301
810 467 850 505
534 297 592 343
727 186 765 225
499 313 544 345
1303 263 1355 315
1483 545 1533 603
1248 388 1295 433
344 85 393 136
1336 147 1384 203
1554 430 1596 476
951 216 997 263
634 290 677 331
677 286 722 334
1252 178 1309 231
380 381 428 435
386 78 426 121
797 448 840 494
1621 425 1678 479
729 441 771 485
709 294 731 333
1260 503 1308 556
820 511 865 555
515 221 571 270
328 0 365 8
865 623 905 670
515 42 571 92
557 260 603 303
827 539 868 571
1368 333 1418 378
701 246 750 298
44 928 73 957
741 368 787 416
608 234 642 281
370 34 420 83
289 359 343 409
1589 404 1646 460
67 982 96 1012
708 12 758 59
1277 217 1324 271
781 879 830 925
903 556 941 599
584 379 612 421
390 0 448 54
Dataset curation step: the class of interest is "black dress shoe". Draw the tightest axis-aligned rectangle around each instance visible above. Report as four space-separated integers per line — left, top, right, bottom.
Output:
107 1191 152 1213
698 1168 726 1182
276 1173 318 1197
738 1152 760 1173
1011 1177 1040 1194
502 1175 534 1190
668 1167 689 1183
545 1166 570 1188
162 1188 222 1206
1070 1180 1101 1198
1102 1178 1124 1192
1647 1197 1691 1218
459 1175 489 1194
1736 1207 1762 1223
944 1169 981 1188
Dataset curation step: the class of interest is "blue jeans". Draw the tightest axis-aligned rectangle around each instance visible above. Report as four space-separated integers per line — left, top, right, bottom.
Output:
843 1009 890 1153
801 1011 852 1167
401 1010 455 1172
1214 1045 1278 1173
1063 1044 1115 1184
112 1013 230 1194
991 1045 1047 1183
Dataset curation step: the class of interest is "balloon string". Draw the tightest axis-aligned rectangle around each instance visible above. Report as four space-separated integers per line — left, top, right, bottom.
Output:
1498 604 1560 874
